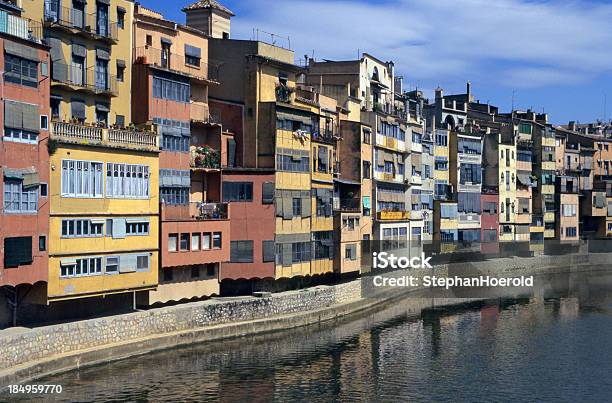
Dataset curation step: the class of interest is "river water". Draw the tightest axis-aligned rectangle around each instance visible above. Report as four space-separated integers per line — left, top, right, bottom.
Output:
8 272 612 402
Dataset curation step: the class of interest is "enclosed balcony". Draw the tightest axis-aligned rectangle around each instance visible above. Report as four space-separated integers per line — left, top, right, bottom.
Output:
160 202 230 268
43 4 118 43
190 102 210 123
0 12 43 43
51 63 118 96
51 121 159 152
133 46 219 83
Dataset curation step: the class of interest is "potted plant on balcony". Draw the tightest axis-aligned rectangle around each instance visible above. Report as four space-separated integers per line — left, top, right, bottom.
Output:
193 145 220 168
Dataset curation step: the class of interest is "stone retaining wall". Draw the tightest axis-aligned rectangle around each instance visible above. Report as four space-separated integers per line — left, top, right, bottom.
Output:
0 280 362 375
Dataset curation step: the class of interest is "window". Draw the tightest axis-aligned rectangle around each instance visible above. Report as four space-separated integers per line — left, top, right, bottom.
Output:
105 163 150 198
230 240 254 263
562 204 577 217
4 128 38 144
61 160 104 198
191 266 200 279
363 161 371 179
213 232 222 249
161 187 188 205
168 234 178 252
440 204 458 219
61 256 103 278
105 256 119 273
483 229 497 242
262 182 275 204
435 157 448 171
155 118 190 152
263 240 275 262
292 197 302 216
126 221 149 236
192 233 200 251
146 34 152 46
117 7 125 29
483 202 497 214
363 129 371 144
185 45 201 67
39 235 46 251
565 227 577 237
384 161 394 174
180 233 190 251
41 61 48 77
3 179 38 212
4 54 38 87
202 233 211 250
519 122 532 135
61 219 104 237
276 153 310 172
4 237 32 267
345 244 357 260
116 115 125 128
222 182 253 202
292 242 311 263
435 131 448 146
313 231 333 259
40 115 49 130
117 63 125 82
152 76 190 103
136 255 149 271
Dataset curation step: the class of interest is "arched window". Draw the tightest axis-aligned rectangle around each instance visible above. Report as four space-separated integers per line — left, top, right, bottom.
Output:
444 115 455 129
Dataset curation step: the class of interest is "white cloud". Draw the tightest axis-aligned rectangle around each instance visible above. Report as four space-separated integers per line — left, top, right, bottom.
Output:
230 0 612 90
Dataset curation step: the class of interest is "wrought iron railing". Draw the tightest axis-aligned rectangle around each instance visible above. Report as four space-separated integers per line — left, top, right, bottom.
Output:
133 46 220 82
44 4 118 41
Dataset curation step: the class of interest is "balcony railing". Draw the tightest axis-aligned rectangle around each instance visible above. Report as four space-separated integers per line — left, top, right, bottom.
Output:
336 198 360 212
162 202 229 221
51 62 117 96
0 11 43 43
133 46 220 82
44 4 118 42
51 121 159 151
377 210 410 221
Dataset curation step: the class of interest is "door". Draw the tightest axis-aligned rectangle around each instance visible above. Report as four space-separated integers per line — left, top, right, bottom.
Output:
96 3 108 37
95 58 108 90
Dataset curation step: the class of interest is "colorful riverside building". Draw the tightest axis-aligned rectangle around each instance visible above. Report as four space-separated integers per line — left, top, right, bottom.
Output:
22 0 133 127
131 4 229 303
10 0 160 308
306 54 413 250
199 26 334 284
0 6 49 321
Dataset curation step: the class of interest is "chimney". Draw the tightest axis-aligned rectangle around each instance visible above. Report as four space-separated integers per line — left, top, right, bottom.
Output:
569 121 577 131
435 87 443 100
466 81 471 101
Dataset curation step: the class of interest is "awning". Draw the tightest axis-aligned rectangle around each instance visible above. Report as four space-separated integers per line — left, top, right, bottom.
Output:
22 171 39 189
516 173 531 187
160 37 172 45
72 43 87 58
4 40 38 61
90 218 106 224
126 218 149 223
96 48 110 61
95 103 110 112
60 258 77 266
276 111 311 125
3 168 24 180
334 177 360 185
117 6 126 13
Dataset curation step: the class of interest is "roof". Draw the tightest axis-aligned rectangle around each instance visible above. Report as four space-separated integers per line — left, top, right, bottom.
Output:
182 0 235 16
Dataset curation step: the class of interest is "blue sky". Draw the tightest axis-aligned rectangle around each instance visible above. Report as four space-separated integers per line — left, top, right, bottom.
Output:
141 0 612 125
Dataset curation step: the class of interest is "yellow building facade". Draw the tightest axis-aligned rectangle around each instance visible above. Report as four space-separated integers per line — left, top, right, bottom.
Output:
498 144 517 241
47 124 159 302
22 0 133 125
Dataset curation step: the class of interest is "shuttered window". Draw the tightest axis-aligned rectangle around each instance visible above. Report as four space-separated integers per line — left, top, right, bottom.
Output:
4 236 32 268
262 182 275 204
262 240 275 262
230 240 253 263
